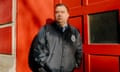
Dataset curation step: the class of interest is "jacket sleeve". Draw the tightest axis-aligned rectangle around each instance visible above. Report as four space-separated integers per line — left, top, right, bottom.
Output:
75 30 82 68
29 27 49 70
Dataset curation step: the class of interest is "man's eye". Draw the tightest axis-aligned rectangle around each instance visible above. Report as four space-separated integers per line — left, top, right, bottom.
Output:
56 11 59 13
61 11 65 13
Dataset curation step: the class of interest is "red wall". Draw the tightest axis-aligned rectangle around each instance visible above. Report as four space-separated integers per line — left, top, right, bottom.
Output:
17 0 54 72
0 0 12 54
0 0 12 24
0 27 12 54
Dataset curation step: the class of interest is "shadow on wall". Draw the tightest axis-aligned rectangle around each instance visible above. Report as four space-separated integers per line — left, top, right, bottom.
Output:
46 18 54 24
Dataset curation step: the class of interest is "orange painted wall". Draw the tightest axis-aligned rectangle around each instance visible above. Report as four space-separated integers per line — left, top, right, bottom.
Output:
17 0 54 72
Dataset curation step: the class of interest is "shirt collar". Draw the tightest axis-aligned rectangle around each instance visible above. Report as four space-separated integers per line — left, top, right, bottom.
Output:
62 23 68 28
55 22 69 32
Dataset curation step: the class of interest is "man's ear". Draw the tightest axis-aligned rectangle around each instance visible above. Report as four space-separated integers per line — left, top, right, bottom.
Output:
67 13 70 18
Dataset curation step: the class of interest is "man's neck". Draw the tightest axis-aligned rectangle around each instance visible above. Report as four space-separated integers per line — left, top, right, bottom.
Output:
59 22 68 28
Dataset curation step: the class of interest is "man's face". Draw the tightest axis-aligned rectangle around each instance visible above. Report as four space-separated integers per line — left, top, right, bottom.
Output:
55 6 69 25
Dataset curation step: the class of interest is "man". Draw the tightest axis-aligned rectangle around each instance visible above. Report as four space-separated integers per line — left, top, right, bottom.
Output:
29 4 82 72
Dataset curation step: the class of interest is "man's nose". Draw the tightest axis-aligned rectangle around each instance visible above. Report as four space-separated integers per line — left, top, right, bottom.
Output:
58 13 62 17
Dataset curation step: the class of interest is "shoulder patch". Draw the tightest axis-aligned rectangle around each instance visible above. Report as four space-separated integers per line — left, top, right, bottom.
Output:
71 34 76 42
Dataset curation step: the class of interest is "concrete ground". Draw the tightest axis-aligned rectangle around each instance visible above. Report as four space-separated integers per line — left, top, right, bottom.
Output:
0 54 15 72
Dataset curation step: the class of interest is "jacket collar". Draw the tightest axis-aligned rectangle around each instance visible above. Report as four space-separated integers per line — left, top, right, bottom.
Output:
52 21 71 33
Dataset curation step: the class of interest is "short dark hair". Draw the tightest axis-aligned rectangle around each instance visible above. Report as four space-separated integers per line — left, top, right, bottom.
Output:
55 3 69 12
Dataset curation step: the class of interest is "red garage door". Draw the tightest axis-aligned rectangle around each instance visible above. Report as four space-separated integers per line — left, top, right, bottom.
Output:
55 0 120 72
0 0 12 54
